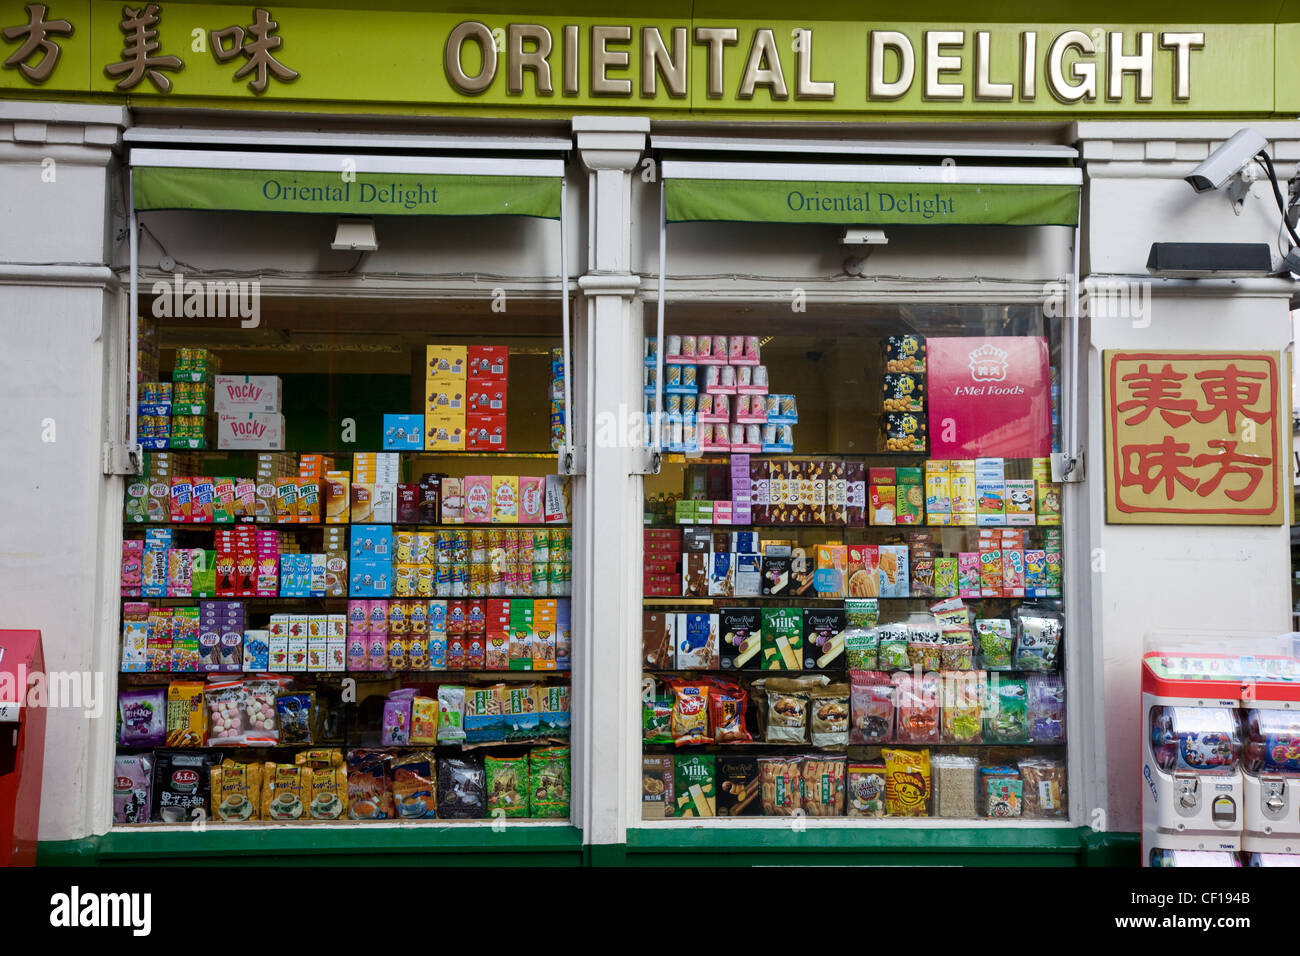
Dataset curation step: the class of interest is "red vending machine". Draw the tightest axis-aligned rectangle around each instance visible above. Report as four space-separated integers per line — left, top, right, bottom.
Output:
0 630 45 867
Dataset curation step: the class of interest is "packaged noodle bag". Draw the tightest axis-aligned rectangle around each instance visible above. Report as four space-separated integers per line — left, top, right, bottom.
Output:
882 748 931 816
210 759 263 822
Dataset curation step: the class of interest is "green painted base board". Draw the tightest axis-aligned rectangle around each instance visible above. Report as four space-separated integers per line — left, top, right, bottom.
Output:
38 827 1140 866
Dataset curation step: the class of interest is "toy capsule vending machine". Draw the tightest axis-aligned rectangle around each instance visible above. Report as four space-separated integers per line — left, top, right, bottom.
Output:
1142 647 1245 867
1241 655 1300 866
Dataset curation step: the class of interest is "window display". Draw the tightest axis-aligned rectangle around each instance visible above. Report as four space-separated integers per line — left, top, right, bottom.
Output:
117 306 574 826
640 305 1069 823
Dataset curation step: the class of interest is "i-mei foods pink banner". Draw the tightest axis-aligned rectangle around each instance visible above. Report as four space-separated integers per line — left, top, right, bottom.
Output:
927 336 1051 458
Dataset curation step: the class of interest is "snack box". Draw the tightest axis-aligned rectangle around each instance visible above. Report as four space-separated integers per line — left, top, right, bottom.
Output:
425 414 466 451
214 375 281 414
426 345 467 380
217 413 285 450
719 607 762 671
896 467 923 525
760 607 803 671
803 608 846 670
877 544 910 598
383 414 425 450
1005 478 1036 526
467 345 509 381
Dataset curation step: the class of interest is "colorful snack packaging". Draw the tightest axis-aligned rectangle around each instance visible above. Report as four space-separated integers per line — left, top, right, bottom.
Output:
844 625 879 670
801 757 847 816
758 756 803 816
876 623 911 671
119 687 166 747
1019 758 1067 819
262 761 311 822
347 749 394 819
882 748 931 816
668 679 712 745
941 670 985 744
985 675 1029 743
642 755 675 820
981 766 1023 818
716 756 760 817
305 756 348 820
529 746 571 818
208 764 263 822
1013 605 1063 672
382 688 415 746
537 683 570 739
275 692 316 745
1028 674 1066 742
164 681 206 748
504 683 541 743
809 684 850 748
152 750 218 823
410 695 439 745
847 762 887 817
113 754 153 824
706 679 751 744
761 678 810 743
976 618 1013 669
486 755 529 817
464 685 506 744
891 671 939 744
849 670 894 745
437 685 466 744
391 751 437 819
643 695 674 744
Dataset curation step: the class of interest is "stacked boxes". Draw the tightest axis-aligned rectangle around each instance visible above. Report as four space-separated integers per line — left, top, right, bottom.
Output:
350 524 393 597
216 374 283 450
677 529 761 599
214 527 278 597
467 345 508 451
352 453 400 523
137 382 173 450
644 528 683 596
425 345 467 451
170 349 219 449
265 613 347 673
383 414 424 450
198 600 245 672
550 347 566 452
255 453 295 523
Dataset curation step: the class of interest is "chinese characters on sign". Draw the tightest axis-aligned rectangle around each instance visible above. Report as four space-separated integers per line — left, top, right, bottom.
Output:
1105 350 1284 524
0 3 299 91
1 2 72 83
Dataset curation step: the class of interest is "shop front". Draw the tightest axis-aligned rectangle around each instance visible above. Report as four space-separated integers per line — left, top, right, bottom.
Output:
1 4 1297 867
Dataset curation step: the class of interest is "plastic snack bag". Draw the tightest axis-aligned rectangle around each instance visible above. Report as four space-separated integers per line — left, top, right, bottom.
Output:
882 748 931 816
119 687 166 747
849 670 894 745
891 671 939 744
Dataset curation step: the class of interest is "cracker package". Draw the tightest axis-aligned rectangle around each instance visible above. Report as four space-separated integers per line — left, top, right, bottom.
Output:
486 755 529 818
504 684 540 743
464 684 506 744
529 746 571 818
716 756 760 817
847 762 887 818
537 683 570 739
801 757 847 816
641 755 674 820
673 753 716 817
391 751 437 819
758 756 802 816
438 755 487 819
209 759 264 822
347 749 395 820
706 679 751 743
882 747 931 817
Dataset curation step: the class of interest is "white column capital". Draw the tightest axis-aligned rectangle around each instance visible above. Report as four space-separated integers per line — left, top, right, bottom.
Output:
573 116 650 172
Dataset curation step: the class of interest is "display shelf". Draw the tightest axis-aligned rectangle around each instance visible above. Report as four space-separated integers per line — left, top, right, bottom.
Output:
641 740 1066 750
147 449 562 459
123 594 569 602
119 670 570 679
125 522 572 529
642 596 1051 605
642 668 1062 678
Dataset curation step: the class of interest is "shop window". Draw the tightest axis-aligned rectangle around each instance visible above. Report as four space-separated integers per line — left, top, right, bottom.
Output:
116 300 574 827
640 304 1068 823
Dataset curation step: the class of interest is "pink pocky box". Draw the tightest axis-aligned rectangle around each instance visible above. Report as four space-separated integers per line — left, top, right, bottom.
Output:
122 540 144 595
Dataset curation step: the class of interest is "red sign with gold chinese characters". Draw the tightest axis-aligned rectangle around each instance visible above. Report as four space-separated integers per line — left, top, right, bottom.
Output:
1105 350 1286 524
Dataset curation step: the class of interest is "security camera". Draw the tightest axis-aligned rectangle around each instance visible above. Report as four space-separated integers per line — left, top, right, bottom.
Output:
1185 128 1269 193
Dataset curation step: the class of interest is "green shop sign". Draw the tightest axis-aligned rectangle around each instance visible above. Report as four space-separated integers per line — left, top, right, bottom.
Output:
133 166 563 218
0 2 1293 115
665 178 1079 226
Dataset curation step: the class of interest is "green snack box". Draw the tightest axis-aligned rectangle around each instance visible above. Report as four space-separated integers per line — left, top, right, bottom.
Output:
761 607 803 671
673 753 716 817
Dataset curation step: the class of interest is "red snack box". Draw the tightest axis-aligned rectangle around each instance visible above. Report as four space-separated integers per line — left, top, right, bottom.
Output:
468 345 509 382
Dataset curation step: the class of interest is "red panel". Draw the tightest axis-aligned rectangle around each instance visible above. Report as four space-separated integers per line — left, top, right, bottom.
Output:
0 630 44 867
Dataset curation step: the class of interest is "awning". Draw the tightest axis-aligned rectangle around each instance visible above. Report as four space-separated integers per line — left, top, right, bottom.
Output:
131 149 565 219
662 160 1081 227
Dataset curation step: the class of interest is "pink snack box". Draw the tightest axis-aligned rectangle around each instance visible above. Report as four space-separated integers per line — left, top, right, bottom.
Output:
122 540 144 595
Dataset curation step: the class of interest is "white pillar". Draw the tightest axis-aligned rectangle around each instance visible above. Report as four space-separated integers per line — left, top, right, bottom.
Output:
570 116 649 851
0 102 128 843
